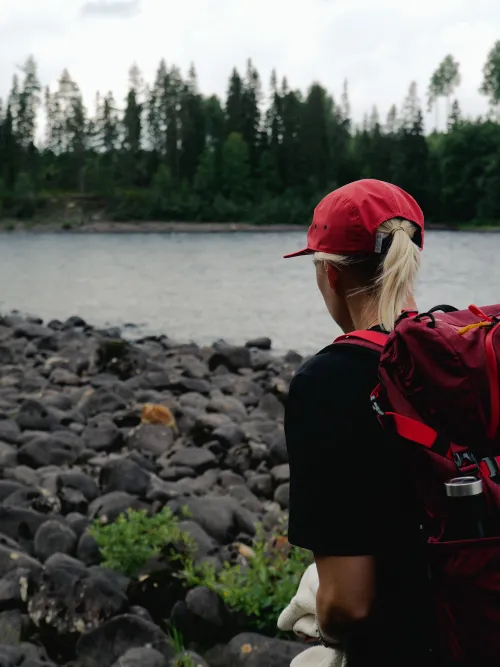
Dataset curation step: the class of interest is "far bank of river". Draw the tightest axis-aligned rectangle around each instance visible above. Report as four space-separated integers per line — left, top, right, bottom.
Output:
1 220 500 234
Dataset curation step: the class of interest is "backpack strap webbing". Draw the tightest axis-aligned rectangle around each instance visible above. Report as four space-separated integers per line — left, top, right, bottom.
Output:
334 329 388 353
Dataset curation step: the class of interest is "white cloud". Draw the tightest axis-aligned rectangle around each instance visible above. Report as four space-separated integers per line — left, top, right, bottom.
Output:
0 0 497 131
80 0 142 18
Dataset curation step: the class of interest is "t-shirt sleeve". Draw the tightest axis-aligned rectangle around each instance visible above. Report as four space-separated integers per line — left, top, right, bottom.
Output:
285 363 385 556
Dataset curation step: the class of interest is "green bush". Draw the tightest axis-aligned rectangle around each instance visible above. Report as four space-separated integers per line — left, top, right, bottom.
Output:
89 506 193 578
90 508 312 636
181 526 312 633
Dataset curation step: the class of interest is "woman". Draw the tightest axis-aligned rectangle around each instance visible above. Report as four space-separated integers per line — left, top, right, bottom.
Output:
283 179 434 667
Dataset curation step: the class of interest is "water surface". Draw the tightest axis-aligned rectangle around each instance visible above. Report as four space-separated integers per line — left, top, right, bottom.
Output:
0 230 497 354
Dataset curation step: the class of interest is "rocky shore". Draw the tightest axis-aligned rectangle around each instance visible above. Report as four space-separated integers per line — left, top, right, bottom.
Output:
0 312 310 667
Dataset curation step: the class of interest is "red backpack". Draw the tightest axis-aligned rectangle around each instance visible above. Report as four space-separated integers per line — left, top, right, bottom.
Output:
334 304 500 666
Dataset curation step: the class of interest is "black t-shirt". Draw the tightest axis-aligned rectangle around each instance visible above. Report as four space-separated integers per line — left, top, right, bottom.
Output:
285 336 435 667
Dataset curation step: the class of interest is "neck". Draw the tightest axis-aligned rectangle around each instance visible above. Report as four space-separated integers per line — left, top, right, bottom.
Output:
346 294 417 332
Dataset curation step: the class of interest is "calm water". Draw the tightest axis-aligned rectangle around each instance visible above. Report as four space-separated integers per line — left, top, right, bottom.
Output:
0 230 498 354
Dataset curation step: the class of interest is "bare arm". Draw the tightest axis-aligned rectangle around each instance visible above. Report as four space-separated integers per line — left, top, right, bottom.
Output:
314 553 376 643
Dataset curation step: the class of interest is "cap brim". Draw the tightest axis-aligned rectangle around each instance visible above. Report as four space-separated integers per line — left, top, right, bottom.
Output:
283 247 314 259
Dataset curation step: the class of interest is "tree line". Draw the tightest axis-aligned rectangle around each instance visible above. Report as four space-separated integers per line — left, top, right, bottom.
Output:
1 43 500 226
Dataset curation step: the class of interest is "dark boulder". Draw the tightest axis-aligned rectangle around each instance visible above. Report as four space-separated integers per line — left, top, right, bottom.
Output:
83 415 123 452
126 424 175 457
245 337 272 350
88 492 147 522
100 458 151 496
15 400 60 432
208 346 251 373
27 554 129 636
223 633 307 667
34 520 77 562
76 614 175 667
112 646 167 667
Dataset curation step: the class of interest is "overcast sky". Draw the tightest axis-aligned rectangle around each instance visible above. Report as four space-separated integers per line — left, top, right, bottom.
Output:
0 0 498 131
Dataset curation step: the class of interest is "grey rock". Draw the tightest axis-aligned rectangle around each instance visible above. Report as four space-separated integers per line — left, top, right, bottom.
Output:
169 495 256 544
0 609 22 645
0 346 14 364
249 348 273 370
113 647 167 667
88 491 147 521
15 400 60 432
50 367 81 386
28 554 129 636
34 520 77 562
3 486 61 514
269 431 288 464
191 413 233 445
3 465 38 487
225 444 252 475
284 350 304 365
14 322 54 340
224 633 307 667
218 470 246 489
177 520 218 559
207 396 247 422
179 355 209 379
186 585 227 629
0 642 55 667
255 393 285 421
168 447 217 472
274 483 290 509
83 415 122 452
176 469 219 495
0 419 21 444
58 471 99 501
66 512 90 536
212 422 246 448
208 346 251 372
271 464 290 484
18 431 84 468
77 531 101 566
241 419 283 447
100 457 151 496
0 441 16 467
145 477 182 503
0 507 49 552
158 465 196 481
127 424 175 457
245 337 272 350
247 473 273 499
171 377 212 395
0 544 41 578
76 614 175 667
0 480 25 502
81 386 131 418
64 315 87 328
179 392 209 412
227 484 263 514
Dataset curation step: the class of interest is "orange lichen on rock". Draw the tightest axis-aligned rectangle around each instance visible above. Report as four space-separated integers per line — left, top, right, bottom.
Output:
141 403 176 428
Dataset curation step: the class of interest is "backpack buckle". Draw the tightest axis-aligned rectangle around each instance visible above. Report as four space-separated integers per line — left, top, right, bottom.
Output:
370 394 385 417
452 450 478 474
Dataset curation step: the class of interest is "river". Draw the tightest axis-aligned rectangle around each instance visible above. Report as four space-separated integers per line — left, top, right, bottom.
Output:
0 230 498 354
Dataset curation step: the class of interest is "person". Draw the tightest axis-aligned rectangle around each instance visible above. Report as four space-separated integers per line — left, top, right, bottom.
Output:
283 179 435 667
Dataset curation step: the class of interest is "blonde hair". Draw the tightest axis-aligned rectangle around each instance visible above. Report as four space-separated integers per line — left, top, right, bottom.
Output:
314 218 421 331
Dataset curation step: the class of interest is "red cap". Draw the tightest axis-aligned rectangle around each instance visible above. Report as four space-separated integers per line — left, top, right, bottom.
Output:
284 179 424 258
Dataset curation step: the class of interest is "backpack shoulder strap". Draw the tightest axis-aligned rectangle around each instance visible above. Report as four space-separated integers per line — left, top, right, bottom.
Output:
333 330 387 354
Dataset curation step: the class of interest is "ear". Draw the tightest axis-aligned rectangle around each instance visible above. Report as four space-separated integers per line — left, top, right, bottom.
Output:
325 264 340 292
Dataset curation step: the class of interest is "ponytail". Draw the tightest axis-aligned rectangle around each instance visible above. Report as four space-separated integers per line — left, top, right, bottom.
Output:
375 218 421 331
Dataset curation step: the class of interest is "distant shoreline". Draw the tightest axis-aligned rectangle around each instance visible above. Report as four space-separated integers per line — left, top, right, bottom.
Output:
0 220 306 234
1 220 500 234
